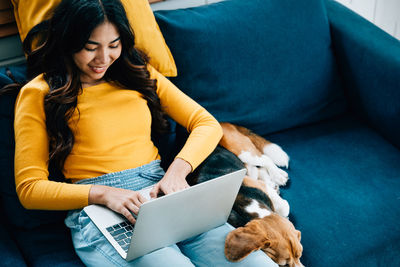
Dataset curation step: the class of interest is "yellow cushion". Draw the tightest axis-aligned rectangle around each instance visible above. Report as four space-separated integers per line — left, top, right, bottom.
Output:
11 0 177 77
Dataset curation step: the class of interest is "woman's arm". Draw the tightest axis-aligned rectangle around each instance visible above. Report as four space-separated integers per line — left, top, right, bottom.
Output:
14 76 92 210
147 66 223 196
15 77 147 224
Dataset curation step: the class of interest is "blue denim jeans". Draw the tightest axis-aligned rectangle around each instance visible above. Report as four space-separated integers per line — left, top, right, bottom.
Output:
65 160 277 267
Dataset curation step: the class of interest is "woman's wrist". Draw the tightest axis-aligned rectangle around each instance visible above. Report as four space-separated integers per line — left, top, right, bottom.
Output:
164 158 192 181
166 158 192 180
88 184 107 205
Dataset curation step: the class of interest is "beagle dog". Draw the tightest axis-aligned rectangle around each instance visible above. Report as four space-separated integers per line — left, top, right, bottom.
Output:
187 123 303 267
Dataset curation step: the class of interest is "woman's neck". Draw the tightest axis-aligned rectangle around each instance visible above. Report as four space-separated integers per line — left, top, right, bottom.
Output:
81 79 106 88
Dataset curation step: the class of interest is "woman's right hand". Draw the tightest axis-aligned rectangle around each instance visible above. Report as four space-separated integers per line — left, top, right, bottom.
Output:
88 185 147 224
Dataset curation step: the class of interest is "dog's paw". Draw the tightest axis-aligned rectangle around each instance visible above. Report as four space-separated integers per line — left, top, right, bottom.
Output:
265 184 290 217
238 151 264 166
263 143 289 169
244 163 259 180
239 152 262 179
260 155 289 186
239 152 289 187
274 199 290 218
258 168 278 191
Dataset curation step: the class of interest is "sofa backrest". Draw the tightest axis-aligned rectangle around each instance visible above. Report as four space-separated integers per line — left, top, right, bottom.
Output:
155 0 347 136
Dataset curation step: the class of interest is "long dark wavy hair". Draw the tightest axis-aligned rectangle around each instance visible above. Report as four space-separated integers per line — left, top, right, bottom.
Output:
22 0 169 174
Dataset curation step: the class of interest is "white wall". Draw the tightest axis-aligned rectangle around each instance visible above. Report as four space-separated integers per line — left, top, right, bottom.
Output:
151 0 221 11
335 0 400 39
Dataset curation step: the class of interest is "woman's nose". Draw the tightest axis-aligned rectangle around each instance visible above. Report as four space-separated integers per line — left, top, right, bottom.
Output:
95 48 108 64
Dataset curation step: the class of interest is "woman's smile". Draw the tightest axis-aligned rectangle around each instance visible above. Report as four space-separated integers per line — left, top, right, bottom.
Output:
89 65 108 74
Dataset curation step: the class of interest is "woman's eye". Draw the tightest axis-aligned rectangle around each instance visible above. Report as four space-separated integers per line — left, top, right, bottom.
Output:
84 47 96 52
110 44 120 49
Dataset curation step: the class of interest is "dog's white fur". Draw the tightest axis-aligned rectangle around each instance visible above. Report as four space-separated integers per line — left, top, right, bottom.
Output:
264 180 290 217
263 143 290 168
245 199 272 218
238 144 290 218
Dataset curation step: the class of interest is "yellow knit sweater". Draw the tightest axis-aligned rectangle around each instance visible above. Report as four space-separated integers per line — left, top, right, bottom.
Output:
14 66 222 210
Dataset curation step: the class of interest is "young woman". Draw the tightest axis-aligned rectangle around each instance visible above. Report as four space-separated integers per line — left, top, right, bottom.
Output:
14 0 277 266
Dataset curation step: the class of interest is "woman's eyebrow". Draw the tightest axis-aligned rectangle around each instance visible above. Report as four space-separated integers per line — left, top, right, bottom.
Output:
86 37 121 45
110 37 121 43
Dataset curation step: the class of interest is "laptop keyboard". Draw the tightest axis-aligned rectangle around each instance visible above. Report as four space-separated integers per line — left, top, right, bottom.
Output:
105 187 152 253
106 221 135 252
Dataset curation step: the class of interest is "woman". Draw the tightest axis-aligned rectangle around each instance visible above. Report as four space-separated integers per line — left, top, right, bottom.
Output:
14 0 277 266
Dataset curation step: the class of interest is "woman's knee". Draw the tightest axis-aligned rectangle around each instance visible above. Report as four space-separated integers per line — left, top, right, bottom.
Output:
178 223 277 267
236 250 278 267
131 245 194 267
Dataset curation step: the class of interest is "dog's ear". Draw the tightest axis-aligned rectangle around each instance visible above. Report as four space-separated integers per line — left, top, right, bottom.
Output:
225 223 269 262
296 230 301 241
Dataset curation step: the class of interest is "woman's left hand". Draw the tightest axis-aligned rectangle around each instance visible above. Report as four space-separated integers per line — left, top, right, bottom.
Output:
150 158 192 198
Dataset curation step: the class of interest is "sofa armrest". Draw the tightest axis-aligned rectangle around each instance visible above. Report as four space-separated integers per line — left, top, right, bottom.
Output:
325 0 400 148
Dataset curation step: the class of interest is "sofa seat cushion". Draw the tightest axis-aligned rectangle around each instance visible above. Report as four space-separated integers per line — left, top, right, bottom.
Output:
266 115 400 266
0 222 27 266
12 221 84 266
155 0 347 136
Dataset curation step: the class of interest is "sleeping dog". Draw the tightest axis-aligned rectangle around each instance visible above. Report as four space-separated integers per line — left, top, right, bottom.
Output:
187 123 303 267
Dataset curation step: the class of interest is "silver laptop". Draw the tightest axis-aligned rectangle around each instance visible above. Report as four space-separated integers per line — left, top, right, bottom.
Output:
83 168 246 261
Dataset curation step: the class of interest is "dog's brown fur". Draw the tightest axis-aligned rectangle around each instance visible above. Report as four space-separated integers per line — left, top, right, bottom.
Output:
242 176 269 193
225 213 303 267
219 122 303 267
233 124 272 153
219 123 263 157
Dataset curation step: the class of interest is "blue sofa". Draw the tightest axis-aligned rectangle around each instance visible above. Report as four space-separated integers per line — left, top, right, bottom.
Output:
1 0 399 266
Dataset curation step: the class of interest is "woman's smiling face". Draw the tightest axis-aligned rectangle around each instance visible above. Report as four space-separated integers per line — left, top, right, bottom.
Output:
73 21 122 87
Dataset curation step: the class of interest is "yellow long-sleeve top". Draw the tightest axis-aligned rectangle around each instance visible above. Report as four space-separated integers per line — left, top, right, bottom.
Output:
14 66 222 210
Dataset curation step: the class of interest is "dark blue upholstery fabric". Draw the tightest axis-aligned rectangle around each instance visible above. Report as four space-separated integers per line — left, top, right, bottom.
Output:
0 221 27 266
326 0 400 149
266 115 400 266
155 0 347 136
0 66 67 229
152 118 178 170
13 221 84 267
